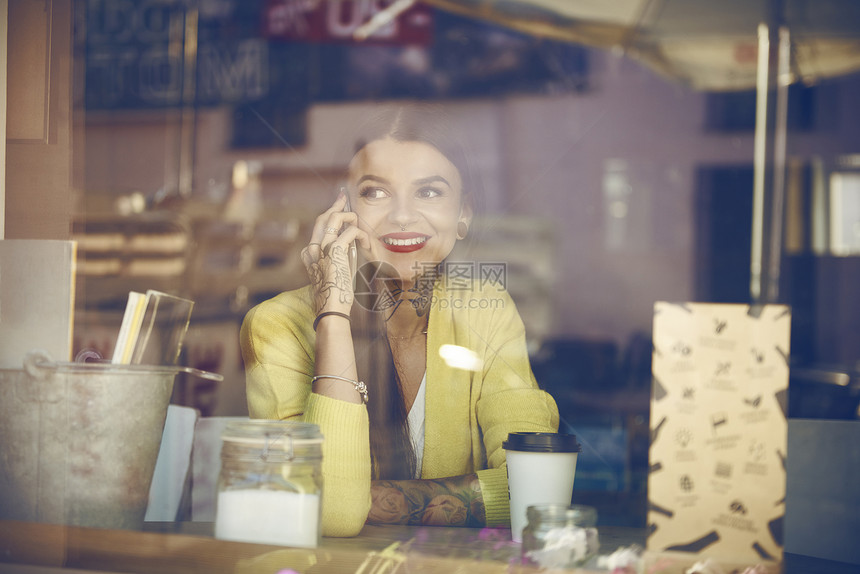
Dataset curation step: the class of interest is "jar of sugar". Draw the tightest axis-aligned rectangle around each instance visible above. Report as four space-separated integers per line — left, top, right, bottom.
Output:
521 504 599 569
214 420 323 548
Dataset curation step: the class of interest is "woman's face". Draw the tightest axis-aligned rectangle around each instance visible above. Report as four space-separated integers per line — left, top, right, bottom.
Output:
347 137 471 284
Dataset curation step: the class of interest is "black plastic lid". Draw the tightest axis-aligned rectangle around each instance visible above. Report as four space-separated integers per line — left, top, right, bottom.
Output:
503 432 581 453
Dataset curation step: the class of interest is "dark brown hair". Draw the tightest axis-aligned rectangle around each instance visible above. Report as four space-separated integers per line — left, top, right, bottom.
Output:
348 104 481 479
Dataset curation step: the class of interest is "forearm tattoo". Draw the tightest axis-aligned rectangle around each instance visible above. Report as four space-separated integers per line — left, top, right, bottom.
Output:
310 244 353 313
367 475 486 527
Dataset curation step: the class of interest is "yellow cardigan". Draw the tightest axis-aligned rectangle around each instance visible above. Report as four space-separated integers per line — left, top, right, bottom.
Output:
240 280 559 537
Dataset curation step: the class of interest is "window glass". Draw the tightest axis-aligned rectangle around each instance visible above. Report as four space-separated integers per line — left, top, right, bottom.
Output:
68 0 860 526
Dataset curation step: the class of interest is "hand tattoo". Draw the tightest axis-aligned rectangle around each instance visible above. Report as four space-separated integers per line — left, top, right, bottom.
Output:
310 244 354 313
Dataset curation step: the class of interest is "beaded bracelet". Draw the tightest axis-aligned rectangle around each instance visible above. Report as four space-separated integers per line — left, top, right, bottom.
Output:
313 311 350 331
311 374 369 404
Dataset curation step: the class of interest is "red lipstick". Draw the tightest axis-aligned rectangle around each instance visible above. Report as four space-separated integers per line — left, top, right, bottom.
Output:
380 232 429 253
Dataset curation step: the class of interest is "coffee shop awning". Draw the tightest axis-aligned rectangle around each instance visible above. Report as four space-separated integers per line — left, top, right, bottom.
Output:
421 0 860 91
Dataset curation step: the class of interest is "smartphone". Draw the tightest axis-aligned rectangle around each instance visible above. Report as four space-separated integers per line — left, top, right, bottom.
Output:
343 193 357 289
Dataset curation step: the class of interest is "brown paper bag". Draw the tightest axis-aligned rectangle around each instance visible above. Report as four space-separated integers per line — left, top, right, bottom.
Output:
647 302 790 563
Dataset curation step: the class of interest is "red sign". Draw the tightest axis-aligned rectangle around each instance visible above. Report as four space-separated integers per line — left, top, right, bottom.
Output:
264 0 433 45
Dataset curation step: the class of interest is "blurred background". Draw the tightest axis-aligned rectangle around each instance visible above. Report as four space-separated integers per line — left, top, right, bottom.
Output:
4 0 860 527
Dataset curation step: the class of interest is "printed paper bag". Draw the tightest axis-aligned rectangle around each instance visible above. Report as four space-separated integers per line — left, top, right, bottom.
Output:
648 302 790 563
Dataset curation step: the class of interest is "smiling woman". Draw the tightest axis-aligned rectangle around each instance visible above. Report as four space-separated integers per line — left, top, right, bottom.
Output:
348 137 469 283
240 104 559 537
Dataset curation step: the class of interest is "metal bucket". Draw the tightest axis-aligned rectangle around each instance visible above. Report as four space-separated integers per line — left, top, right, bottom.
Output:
0 351 221 530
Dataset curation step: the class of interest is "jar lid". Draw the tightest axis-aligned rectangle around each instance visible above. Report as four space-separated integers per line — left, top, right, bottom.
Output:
526 504 597 526
503 432 581 453
222 420 324 447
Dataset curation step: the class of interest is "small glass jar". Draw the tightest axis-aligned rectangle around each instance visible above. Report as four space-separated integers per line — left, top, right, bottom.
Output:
521 504 599 569
214 420 323 548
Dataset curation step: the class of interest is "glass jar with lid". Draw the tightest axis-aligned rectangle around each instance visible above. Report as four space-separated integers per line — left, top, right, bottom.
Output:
521 504 599 568
214 420 323 548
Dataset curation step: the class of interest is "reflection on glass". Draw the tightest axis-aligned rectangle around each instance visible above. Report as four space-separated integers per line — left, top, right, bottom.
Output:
439 344 483 372
829 171 860 255
59 0 860 532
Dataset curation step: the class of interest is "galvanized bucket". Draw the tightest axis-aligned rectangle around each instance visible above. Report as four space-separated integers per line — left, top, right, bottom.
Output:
0 351 221 530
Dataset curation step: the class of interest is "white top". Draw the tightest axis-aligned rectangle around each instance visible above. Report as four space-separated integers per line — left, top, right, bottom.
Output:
407 372 427 479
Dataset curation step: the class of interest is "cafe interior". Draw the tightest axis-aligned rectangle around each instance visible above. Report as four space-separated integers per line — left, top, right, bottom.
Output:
2 0 859 572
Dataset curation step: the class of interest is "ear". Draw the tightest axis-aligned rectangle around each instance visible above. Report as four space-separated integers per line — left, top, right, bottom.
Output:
459 194 474 228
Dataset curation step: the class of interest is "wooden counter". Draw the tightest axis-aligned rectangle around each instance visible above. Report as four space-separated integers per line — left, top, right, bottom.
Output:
0 520 854 574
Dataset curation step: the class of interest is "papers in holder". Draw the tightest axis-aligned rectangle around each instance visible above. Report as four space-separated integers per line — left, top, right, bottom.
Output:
112 290 194 366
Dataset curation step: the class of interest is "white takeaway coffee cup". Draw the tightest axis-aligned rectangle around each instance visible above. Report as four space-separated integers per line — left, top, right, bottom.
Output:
504 432 581 542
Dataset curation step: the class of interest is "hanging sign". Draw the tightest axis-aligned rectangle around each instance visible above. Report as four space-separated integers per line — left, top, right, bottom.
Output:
263 0 433 45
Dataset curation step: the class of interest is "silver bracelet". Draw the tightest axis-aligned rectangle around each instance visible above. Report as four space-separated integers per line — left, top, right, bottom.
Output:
311 374 368 404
